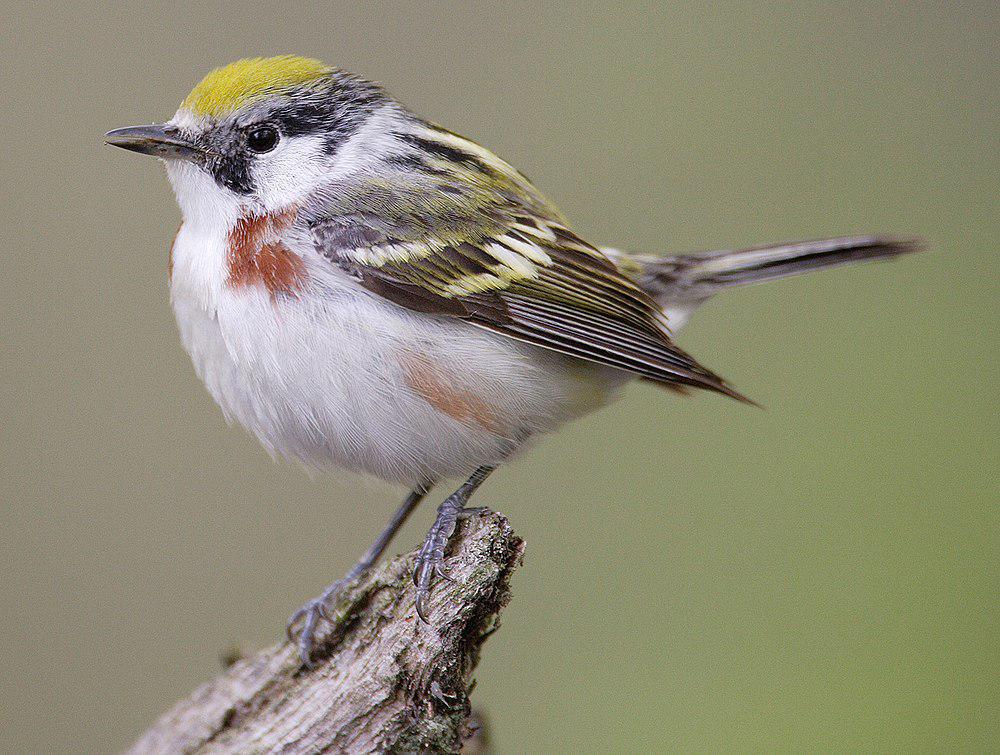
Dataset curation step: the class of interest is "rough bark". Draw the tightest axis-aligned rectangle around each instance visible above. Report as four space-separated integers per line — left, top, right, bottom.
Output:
127 512 523 754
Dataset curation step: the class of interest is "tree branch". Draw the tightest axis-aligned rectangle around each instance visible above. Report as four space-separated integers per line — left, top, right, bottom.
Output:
128 512 523 754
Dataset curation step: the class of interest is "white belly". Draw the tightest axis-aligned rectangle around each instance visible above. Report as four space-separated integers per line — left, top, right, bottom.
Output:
169 225 622 485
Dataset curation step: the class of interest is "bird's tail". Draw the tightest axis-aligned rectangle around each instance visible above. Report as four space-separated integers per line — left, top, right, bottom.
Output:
620 235 923 311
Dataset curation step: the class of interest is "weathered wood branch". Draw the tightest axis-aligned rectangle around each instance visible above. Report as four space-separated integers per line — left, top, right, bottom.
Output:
128 512 523 754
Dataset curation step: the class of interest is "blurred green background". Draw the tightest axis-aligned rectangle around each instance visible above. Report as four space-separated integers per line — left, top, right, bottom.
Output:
2 2 997 752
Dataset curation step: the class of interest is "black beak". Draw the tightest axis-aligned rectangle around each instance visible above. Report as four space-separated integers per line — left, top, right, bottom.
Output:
105 123 203 161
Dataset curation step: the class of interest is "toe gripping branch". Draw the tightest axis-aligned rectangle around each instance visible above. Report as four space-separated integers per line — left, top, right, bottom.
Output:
414 466 497 622
128 511 525 753
289 467 497 666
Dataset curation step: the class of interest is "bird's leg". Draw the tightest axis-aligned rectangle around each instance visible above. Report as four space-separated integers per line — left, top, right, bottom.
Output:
288 482 432 665
414 466 496 622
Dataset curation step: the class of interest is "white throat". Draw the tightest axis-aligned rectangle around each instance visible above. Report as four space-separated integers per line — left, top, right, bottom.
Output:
165 159 245 231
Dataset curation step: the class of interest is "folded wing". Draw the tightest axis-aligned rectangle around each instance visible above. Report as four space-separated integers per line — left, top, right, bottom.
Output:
302 125 748 402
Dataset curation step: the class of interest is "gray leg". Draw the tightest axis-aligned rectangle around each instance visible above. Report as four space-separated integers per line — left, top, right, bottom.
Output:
288 482 432 665
414 466 496 622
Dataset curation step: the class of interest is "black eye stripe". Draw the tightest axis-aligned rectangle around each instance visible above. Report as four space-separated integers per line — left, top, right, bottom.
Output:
247 125 280 153
204 74 388 194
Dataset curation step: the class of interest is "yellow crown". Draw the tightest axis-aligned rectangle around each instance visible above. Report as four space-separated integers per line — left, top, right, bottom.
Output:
181 56 333 118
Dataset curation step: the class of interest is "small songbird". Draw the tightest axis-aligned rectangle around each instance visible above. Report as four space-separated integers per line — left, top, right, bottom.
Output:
106 56 920 665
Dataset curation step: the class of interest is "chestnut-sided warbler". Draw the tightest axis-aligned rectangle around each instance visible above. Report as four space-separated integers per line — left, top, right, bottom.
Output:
106 56 920 665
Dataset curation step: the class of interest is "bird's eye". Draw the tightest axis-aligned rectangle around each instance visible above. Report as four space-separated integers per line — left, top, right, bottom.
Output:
247 125 279 153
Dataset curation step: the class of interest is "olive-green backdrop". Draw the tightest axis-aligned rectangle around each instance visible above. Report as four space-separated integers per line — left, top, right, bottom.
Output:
2 2 996 752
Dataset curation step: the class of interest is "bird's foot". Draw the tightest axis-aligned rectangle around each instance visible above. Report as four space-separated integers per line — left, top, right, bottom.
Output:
413 503 491 622
286 577 351 667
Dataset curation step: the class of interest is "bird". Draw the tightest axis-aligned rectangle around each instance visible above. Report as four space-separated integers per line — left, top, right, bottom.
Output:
105 55 921 665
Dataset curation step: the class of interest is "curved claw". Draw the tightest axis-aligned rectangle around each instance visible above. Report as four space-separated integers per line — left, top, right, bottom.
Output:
413 548 443 623
286 605 309 641
415 590 431 624
412 541 433 587
286 598 325 665
434 560 455 583
286 587 344 667
315 600 333 622
297 606 321 668
412 545 447 621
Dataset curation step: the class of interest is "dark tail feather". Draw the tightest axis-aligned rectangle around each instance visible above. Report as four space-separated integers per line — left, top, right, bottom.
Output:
632 235 924 305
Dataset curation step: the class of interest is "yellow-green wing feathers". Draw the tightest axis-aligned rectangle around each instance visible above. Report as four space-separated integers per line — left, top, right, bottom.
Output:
307 124 748 401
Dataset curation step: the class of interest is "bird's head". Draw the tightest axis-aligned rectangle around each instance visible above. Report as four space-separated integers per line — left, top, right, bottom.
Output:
106 56 392 221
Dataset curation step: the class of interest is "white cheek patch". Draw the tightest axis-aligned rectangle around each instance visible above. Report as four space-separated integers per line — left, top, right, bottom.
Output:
164 108 405 218
252 134 333 213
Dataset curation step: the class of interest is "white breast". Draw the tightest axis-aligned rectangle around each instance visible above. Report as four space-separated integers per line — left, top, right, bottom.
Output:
168 222 621 485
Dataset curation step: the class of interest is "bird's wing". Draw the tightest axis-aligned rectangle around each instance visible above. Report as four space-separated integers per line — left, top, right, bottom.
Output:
302 144 746 400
